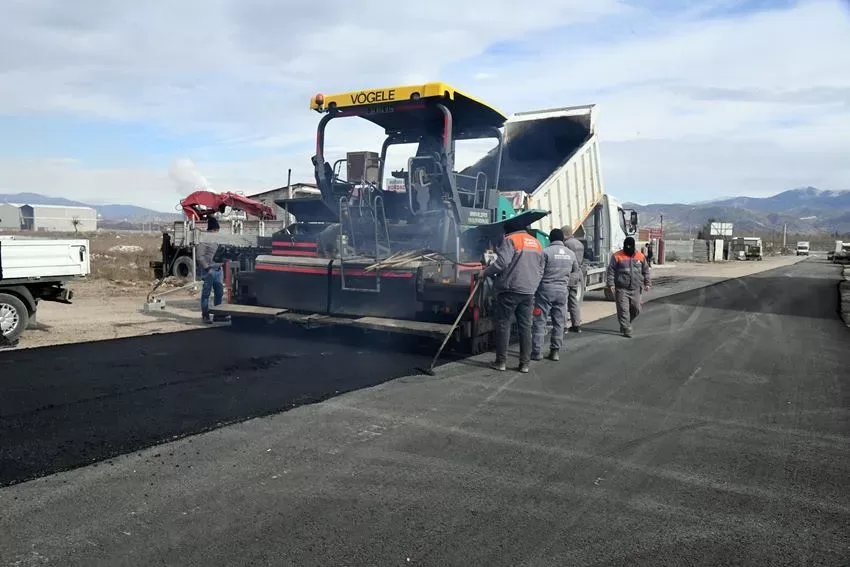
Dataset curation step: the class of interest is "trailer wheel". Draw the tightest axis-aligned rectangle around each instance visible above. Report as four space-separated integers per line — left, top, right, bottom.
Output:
0 293 29 344
171 256 194 279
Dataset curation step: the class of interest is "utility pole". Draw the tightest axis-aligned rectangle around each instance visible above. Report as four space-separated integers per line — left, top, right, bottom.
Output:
783 223 787 250
285 168 293 225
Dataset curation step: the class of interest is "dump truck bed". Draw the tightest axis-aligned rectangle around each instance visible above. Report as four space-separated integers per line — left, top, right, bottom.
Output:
463 104 604 235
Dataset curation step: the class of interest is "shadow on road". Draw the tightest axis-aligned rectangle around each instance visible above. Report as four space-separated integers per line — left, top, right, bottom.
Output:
650 268 844 320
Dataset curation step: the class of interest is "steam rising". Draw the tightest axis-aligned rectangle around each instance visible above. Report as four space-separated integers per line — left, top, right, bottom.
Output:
169 158 211 195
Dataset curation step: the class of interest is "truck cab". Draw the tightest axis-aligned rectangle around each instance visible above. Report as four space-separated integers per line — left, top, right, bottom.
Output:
796 241 810 256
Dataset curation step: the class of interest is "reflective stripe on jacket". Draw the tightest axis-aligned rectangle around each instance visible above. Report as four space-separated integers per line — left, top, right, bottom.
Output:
606 250 651 291
483 230 545 295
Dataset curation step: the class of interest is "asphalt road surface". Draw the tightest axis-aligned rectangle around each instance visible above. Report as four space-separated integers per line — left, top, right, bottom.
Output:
1 259 848 566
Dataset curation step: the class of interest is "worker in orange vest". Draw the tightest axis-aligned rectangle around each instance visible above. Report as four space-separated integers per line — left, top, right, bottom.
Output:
480 229 545 373
606 236 651 337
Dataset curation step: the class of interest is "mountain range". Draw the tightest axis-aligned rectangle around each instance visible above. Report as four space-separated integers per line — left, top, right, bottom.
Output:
2 187 849 234
0 192 181 221
625 187 850 236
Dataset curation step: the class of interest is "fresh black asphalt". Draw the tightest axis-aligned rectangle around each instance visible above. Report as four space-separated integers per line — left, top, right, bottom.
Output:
1 258 848 566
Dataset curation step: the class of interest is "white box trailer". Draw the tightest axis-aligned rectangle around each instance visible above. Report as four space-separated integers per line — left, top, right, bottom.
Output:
464 104 637 300
0 235 90 344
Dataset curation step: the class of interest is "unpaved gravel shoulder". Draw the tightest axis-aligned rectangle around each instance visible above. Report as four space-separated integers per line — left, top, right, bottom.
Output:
13 279 209 350
8 256 807 350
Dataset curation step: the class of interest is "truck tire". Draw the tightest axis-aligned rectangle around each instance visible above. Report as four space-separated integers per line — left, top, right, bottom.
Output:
171 256 194 279
575 277 586 303
0 293 29 344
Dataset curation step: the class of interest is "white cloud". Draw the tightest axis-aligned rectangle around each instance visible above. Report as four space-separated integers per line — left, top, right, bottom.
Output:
0 0 848 212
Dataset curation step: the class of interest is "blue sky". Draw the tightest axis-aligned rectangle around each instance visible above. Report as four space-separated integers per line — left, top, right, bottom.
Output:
0 0 847 212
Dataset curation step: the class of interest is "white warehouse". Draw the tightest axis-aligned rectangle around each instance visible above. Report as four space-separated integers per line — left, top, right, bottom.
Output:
0 203 23 230
20 204 98 232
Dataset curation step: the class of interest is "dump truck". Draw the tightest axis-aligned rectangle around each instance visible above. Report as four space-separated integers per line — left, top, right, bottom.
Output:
212 82 637 352
0 235 90 344
463 104 637 301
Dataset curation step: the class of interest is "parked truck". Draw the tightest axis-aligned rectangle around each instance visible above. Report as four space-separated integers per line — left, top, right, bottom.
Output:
796 241 810 256
0 235 90 344
730 237 763 261
833 240 850 264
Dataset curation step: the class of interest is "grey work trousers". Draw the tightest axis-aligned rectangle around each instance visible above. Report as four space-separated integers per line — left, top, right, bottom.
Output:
567 284 581 328
615 288 642 331
532 288 567 354
495 291 534 365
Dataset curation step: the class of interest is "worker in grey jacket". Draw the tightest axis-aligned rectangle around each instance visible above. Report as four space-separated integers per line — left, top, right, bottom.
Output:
606 236 651 337
195 217 224 323
561 225 585 333
532 228 580 361
479 228 545 373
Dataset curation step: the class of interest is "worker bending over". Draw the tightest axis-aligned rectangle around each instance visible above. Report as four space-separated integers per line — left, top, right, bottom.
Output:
606 236 651 337
480 228 544 373
532 228 580 361
561 225 585 333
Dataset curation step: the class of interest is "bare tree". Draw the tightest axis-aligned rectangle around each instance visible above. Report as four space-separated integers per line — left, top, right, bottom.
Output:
72 216 81 233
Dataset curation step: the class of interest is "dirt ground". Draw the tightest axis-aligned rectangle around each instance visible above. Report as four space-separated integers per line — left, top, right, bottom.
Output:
18 278 211 349
9 255 805 350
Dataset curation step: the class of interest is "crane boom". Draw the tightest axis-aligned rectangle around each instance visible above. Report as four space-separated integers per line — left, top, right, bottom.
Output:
180 190 276 222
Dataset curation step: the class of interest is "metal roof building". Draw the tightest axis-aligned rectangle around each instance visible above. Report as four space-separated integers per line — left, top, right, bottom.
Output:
20 204 98 232
248 183 321 224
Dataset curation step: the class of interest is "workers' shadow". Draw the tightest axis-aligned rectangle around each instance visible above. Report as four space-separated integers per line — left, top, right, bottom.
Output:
137 308 206 326
578 327 622 336
136 297 207 326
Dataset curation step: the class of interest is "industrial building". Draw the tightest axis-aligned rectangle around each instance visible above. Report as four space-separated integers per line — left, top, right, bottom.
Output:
19 204 98 232
0 203 23 230
248 183 321 224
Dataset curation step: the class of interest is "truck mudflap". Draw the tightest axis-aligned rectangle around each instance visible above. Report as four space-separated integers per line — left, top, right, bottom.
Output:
209 303 454 339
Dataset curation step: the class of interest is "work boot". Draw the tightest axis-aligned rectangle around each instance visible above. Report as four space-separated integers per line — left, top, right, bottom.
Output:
548 349 560 361
530 352 544 361
568 326 582 333
621 327 633 338
492 360 507 371
518 363 530 373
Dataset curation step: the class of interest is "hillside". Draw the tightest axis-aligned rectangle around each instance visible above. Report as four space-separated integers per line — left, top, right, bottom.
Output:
627 187 850 236
0 192 181 221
